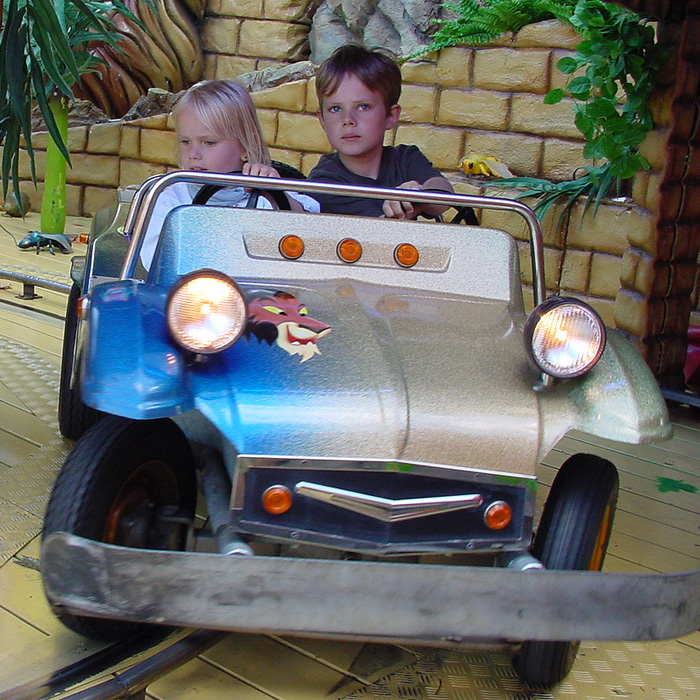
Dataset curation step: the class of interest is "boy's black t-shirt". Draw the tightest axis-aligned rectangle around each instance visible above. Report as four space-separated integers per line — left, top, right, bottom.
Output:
308 144 444 216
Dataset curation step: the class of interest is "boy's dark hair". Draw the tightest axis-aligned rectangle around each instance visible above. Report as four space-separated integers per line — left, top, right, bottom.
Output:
315 44 402 114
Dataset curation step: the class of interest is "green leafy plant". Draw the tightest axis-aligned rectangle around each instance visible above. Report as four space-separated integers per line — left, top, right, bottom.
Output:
546 1 660 179
507 0 665 220
418 0 665 220
0 1 146 230
422 0 577 52
492 163 612 222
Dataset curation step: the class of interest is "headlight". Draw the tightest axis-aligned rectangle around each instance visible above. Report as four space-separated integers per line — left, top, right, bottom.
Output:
525 297 605 378
167 269 247 354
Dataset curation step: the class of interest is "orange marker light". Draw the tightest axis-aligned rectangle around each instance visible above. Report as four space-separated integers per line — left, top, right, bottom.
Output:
77 295 89 319
376 296 409 315
484 501 512 530
337 238 362 263
279 234 305 259
394 243 419 268
262 485 293 515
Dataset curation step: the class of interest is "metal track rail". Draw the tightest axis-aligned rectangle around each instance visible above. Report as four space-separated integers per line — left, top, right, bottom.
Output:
0 629 226 700
662 386 700 408
0 267 71 299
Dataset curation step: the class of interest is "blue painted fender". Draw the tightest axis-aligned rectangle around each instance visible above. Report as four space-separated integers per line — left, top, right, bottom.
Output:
82 280 193 419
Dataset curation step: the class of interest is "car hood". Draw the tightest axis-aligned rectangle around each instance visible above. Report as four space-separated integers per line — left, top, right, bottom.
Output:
189 279 541 476
85 276 669 480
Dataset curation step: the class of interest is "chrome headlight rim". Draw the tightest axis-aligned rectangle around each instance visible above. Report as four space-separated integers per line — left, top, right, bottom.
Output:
166 268 248 355
524 296 606 379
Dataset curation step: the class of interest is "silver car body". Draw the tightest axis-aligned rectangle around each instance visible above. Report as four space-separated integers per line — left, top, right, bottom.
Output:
43 173 699 647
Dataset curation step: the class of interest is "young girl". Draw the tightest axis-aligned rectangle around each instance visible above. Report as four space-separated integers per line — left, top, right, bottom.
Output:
140 80 318 269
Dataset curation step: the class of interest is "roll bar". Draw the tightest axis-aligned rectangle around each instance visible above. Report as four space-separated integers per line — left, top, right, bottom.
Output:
119 171 546 306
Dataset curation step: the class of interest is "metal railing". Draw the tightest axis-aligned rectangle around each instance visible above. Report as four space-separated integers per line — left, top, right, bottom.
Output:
0 267 71 300
0 629 226 700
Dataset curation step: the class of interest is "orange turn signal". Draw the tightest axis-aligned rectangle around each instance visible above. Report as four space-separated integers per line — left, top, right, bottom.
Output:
337 238 362 263
394 243 419 268
77 295 89 319
262 485 293 515
484 501 512 530
279 234 305 259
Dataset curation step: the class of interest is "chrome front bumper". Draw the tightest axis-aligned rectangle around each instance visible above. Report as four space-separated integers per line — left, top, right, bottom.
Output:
42 533 700 645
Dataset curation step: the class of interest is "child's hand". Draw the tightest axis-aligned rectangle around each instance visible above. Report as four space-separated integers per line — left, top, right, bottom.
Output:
242 163 281 178
242 161 301 211
382 180 423 219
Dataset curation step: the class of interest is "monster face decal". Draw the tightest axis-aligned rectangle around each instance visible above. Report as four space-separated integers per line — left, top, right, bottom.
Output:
246 291 331 362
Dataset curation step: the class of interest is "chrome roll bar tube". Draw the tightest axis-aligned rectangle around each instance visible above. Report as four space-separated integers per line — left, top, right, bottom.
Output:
119 171 546 306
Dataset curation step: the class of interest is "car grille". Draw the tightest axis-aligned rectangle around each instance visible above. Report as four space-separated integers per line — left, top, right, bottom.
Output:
233 467 532 555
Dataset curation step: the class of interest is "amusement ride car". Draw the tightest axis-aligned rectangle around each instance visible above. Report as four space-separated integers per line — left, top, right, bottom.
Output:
41 172 700 687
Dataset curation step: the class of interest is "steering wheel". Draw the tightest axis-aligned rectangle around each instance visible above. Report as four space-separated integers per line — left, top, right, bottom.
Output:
192 171 292 210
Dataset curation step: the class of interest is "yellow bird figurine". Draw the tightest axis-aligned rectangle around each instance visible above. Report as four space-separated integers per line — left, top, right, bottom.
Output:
459 153 514 178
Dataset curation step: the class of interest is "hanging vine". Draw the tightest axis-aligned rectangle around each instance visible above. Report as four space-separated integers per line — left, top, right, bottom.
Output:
415 0 666 219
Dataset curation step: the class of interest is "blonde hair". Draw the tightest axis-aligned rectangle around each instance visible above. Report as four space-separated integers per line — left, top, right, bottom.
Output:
172 80 270 165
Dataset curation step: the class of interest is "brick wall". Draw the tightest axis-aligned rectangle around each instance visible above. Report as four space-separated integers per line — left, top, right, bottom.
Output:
9 19 668 330
203 0 315 78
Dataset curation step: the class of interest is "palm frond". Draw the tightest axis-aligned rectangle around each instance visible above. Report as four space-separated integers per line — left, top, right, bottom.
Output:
488 164 616 229
0 0 155 199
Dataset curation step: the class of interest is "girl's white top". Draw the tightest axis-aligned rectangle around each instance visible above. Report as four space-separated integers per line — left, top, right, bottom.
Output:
140 182 319 269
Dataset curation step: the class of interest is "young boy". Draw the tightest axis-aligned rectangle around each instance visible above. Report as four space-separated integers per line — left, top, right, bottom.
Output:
309 43 454 219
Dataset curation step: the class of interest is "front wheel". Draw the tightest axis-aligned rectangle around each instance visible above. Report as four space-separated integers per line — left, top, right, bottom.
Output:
512 453 619 686
58 283 102 439
42 416 198 641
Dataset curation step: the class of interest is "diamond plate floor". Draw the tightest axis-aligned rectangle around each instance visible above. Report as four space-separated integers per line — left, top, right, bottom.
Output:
0 213 698 700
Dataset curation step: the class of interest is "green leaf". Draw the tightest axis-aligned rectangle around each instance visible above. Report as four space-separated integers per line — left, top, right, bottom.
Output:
575 39 595 56
28 18 74 96
544 88 564 104
557 55 579 74
586 98 618 119
1 120 20 198
611 155 638 180
609 56 625 77
68 0 112 36
28 0 81 84
582 140 604 160
4 6 28 114
568 76 591 98
30 60 71 166
574 110 594 138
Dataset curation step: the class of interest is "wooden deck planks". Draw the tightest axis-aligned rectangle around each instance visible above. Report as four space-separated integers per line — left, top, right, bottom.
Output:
0 278 66 363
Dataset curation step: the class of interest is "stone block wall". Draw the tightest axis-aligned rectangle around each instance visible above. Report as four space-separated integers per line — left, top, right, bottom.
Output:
203 0 315 78
213 19 595 184
7 19 667 331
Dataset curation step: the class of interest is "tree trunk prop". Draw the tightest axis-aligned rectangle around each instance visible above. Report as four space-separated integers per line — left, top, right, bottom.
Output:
40 95 69 235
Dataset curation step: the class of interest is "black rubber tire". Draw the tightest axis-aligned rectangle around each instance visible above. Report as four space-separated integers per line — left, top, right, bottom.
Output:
512 453 619 687
43 416 198 641
58 284 102 440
